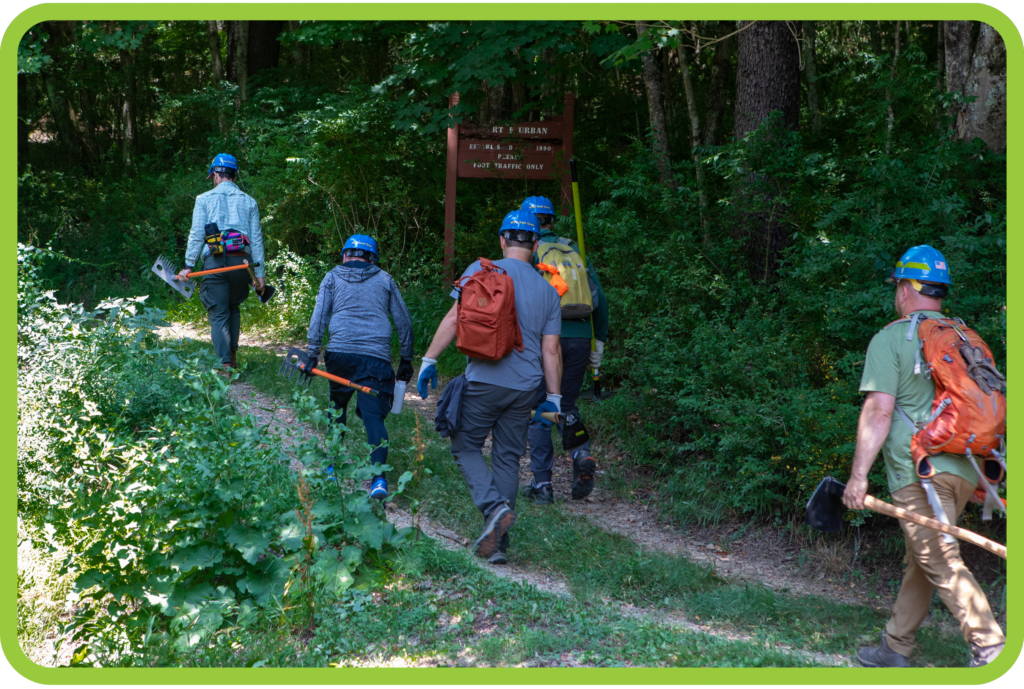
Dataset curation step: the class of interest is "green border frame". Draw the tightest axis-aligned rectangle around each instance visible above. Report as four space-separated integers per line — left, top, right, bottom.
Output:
2 2 1019 684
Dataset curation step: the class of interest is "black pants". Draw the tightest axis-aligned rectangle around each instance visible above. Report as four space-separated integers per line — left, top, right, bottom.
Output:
324 351 395 479
198 253 250 364
528 337 593 482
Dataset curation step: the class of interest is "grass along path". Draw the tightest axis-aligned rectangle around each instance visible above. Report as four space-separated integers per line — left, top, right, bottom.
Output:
169 336 972 667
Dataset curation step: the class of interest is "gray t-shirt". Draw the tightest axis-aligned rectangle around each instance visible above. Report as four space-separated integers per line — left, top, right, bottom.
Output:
451 257 562 392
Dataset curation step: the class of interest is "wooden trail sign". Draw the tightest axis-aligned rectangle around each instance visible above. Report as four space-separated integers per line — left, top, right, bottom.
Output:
443 92 575 282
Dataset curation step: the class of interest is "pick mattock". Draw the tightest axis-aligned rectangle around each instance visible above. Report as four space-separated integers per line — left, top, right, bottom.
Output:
804 476 1006 559
278 347 378 396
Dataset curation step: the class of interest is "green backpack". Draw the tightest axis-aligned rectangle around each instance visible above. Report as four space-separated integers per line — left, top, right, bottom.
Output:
536 240 597 319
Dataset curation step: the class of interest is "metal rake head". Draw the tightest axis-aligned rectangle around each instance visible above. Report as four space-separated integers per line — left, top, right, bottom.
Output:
278 347 314 388
151 254 194 299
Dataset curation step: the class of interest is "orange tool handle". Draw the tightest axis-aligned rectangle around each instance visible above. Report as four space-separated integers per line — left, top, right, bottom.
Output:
301 363 378 396
180 261 261 279
974 488 1007 507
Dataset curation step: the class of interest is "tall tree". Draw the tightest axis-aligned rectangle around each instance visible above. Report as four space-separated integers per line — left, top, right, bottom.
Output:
945 21 1006 153
676 38 710 241
733 20 801 282
636 21 672 186
802 20 821 136
702 20 735 146
734 20 800 138
206 21 227 133
39 21 81 166
121 47 138 169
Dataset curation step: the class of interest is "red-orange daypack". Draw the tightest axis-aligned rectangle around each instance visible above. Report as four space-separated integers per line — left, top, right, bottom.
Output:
453 258 524 361
891 314 1007 490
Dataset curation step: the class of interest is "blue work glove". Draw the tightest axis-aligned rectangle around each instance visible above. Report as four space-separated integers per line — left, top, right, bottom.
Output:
417 357 438 399
534 393 562 430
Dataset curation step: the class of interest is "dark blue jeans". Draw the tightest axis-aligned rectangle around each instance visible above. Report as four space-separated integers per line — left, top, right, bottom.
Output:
323 351 395 480
528 337 593 483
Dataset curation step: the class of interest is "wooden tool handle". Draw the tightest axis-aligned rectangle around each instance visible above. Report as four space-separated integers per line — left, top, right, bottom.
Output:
864 495 1007 559
308 366 378 396
535 411 566 424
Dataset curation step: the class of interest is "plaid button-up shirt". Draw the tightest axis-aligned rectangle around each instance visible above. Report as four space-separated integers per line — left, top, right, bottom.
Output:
185 181 265 278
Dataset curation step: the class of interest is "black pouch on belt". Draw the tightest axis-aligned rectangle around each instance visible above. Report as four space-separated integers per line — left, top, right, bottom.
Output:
561 411 590 451
204 222 224 256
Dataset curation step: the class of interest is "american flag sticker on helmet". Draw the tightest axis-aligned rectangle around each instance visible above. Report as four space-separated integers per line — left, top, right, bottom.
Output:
936 261 946 269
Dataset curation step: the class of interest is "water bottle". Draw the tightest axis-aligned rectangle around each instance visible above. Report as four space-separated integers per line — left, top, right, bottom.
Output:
391 380 407 414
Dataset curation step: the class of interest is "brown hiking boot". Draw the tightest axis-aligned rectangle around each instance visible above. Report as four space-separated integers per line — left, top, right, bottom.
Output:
856 634 911 668
474 505 515 559
229 348 238 369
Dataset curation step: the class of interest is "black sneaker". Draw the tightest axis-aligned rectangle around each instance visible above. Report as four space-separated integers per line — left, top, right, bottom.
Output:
488 533 510 565
571 451 597 499
474 505 515 559
520 480 554 504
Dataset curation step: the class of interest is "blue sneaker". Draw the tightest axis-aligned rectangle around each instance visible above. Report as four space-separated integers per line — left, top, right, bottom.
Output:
369 477 388 500
325 464 337 482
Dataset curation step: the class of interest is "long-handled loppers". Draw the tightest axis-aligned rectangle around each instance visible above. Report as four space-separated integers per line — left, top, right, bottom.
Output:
278 347 378 396
805 476 1006 559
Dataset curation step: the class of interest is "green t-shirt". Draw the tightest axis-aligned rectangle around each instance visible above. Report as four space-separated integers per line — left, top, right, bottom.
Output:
859 310 977 493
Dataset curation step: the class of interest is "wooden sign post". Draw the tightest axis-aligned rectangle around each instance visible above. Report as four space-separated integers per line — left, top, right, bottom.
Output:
443 92 575 282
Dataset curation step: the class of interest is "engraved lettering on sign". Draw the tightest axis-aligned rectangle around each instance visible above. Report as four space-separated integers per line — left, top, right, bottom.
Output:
477 297 488 307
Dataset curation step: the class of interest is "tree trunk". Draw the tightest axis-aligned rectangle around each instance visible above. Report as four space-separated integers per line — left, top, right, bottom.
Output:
235 21 249 102
287 21 306 66
636 21 672 186
936 21 945 91
885 21 902 153
246 20 284 79
676 41 710 242
206 21 227 134
803 20 822 135
734 21 800 138
702 20 735 146
869 21 883 56
121 49 138 170
206 20 224 82
40 21 81 166
733 20 801 283
945 21 1006 153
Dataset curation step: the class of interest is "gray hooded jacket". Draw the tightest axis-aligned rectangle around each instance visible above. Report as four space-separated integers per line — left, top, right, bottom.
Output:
307 262 414 363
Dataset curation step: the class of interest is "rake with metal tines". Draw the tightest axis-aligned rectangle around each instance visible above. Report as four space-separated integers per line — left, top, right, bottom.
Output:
152 254 195 299
278 347 379 395
152 255 262 299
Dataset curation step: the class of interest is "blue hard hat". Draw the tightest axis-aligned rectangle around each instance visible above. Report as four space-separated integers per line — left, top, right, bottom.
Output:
521 196 555 216
500 209 539 234
343 234 379 260
207 153 238 178
885 245 953 285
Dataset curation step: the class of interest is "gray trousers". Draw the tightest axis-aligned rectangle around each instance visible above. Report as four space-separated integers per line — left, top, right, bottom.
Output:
450 381 535 517
528 337 592 482
198 253 250 364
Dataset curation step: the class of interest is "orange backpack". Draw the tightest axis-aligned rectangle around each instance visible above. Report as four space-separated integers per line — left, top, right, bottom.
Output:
453 258 524 361
891 314 1007 491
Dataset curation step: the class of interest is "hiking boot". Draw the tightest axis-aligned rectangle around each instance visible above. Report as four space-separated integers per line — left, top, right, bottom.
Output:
856 634 911 668
521 480 554 504
571 450 597 499
474 505 515 559
488 533 510 565
369 477 388 500
969 642 1004 667
229 348 238 369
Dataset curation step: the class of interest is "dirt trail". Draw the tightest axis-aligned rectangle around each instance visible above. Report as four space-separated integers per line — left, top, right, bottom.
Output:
227 380 850 668
169 323 885 608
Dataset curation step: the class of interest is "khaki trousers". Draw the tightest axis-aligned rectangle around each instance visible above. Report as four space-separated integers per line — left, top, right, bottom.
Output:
885 472 1005 656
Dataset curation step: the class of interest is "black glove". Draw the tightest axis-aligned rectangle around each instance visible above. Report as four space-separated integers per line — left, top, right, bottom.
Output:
303 351 319 378
396 358 414 382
